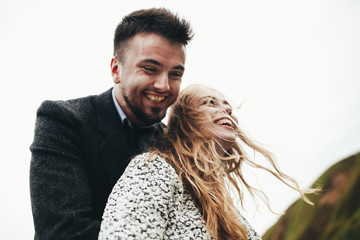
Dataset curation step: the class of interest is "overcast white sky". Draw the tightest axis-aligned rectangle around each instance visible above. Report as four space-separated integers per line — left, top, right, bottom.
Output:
1 0 359 239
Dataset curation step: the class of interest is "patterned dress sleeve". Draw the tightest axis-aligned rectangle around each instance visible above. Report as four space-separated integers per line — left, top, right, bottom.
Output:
98 153 178 240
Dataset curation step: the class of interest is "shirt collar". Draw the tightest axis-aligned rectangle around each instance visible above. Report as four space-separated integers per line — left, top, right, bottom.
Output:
112 88 127 125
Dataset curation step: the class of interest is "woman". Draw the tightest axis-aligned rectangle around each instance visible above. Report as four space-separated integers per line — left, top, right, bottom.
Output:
99 84 313 240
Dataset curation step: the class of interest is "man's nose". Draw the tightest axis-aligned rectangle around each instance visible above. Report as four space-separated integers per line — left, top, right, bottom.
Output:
153 74 170 92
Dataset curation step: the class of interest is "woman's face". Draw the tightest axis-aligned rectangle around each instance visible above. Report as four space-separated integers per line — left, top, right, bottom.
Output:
194 87 239 150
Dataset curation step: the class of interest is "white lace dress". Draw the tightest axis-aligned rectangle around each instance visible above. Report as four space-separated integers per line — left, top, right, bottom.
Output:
99 153 261 240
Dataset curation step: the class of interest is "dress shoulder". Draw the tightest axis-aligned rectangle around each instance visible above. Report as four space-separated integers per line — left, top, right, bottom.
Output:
121 152 179 186
99 153 181 240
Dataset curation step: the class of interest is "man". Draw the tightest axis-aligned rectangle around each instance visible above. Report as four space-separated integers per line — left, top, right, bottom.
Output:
30 8 193 239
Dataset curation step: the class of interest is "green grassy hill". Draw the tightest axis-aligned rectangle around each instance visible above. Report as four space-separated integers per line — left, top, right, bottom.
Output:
262 152 360 240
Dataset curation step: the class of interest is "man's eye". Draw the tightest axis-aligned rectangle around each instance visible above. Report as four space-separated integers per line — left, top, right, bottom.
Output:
170 71 183 79
143 66 157 73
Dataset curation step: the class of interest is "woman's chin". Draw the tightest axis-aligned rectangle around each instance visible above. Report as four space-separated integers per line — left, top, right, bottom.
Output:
215 140 235 155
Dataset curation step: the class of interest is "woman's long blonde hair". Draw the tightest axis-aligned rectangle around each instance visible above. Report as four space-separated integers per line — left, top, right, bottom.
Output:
152 84 315 240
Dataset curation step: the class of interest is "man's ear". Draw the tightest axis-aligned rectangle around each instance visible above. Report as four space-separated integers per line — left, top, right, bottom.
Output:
111 57 120 84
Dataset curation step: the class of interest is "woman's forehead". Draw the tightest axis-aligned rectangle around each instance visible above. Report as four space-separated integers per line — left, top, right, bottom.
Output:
194 87 224 100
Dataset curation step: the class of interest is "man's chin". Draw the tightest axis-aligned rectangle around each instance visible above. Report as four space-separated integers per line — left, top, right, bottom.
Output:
143 114 165 125
129 104 166 126
144 108 166 124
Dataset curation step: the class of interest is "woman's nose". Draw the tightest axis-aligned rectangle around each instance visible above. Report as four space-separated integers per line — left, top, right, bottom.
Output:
222 105 232 115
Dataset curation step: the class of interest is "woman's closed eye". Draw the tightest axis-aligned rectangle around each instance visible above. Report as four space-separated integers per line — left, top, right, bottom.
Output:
203 98 216 106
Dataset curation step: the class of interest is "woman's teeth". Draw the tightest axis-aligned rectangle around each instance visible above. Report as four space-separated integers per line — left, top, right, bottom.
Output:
146 94 165 103
216 118 233 127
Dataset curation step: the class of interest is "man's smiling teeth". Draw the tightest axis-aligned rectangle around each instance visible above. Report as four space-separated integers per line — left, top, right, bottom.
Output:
146 94 166 103
215 119 233 127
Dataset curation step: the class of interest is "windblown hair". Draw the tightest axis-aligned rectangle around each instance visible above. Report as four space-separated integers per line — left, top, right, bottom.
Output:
151 84 316 240
113 8 194 61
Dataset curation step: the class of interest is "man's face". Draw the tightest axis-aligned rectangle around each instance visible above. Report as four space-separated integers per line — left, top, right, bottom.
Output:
112 32 186 127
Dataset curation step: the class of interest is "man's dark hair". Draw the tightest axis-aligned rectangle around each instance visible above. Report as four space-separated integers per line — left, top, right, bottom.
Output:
113 8 194 60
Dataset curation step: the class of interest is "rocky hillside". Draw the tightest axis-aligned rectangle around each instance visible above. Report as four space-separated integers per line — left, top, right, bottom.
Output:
262 152 360 240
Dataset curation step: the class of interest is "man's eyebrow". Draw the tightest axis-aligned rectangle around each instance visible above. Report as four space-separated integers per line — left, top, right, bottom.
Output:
142 59 184 71
142 59 162 66
173 65 185 71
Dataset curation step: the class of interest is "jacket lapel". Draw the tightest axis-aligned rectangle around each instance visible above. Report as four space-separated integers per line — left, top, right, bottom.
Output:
94 88 131 187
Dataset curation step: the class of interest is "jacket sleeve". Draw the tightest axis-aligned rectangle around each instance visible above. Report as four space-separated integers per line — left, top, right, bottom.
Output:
30 100 100 240
98 154 177 240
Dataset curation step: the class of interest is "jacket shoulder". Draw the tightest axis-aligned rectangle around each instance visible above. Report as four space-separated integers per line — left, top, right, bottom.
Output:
36 88 112 120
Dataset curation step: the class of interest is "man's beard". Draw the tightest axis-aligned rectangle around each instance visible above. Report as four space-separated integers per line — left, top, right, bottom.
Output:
123 94 165 126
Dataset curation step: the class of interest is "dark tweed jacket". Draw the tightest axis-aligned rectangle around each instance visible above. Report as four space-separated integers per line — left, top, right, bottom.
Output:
30 88 164 240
